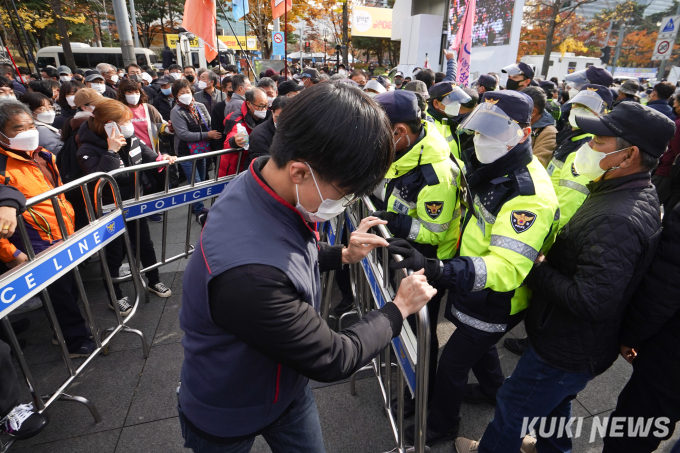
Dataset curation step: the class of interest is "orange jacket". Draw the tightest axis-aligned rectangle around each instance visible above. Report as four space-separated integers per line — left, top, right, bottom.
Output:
0 146 75 263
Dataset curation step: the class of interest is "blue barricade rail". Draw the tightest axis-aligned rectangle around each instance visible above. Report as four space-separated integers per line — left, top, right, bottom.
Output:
0 172 147 453
320 197 431 453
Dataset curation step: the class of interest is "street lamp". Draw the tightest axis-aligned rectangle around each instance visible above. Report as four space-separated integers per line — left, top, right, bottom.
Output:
323 29 328 65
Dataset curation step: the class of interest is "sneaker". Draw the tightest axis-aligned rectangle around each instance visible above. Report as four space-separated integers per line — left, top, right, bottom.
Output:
0 403 48 439
196 208 209 226
405 422 459 447
119 263 131 278
454 437 479 453
12 296 43 315
334 298 355 317
504 337 530 356
68 339 96 358
52 325 93 346
109 296 133 317
148 214 163 223
521 435 537 453
463 383 497 405
148 282 172 298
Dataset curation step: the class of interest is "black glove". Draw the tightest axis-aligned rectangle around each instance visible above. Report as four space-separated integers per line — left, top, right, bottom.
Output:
386 238 442 281
368 211 397 222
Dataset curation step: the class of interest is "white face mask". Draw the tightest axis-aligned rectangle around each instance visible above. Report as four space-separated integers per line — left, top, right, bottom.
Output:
178 93 193 105
338 69 347 76
125 93 141 105
90 83 106 93
573 142 628 181
110 74 119 84
66 95 76 107
568 87 579 99
170 72 182 80
295 163 348 222
1 129 39 151
36 111 56 124
252 109 267 119
0 94 15 100
267 96 275 107
15 76 24 83
445 101 461 117
198 80 208 90
118 123 135 138
473 133 511 164
568 106 597 129
59 75 71 83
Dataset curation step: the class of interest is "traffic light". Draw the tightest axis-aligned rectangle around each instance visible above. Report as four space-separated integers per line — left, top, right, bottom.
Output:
600 46 612 65
304 41 311 53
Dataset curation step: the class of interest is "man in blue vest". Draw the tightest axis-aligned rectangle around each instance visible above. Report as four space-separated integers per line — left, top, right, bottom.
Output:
178 81 437 453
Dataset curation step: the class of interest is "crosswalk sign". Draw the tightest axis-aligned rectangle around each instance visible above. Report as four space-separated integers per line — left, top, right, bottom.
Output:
658 15 680 39
663 18 675 33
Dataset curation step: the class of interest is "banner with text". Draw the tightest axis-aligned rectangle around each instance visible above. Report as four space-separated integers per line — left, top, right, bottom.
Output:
351 6 393 38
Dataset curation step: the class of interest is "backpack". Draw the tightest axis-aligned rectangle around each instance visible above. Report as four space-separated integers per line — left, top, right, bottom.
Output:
56 133 83 184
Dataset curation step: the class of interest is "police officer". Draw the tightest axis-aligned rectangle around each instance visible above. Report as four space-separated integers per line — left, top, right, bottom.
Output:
557 65 613 131
475 74 497 97
425 82 472 158
539 80 561 122
370 89 462 414
504 84 613 357
501 62 534 91
388 90 560 446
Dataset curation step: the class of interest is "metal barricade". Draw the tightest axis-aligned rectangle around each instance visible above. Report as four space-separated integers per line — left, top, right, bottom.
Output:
0 173 147 453
95 149 244 297
321 197 431 453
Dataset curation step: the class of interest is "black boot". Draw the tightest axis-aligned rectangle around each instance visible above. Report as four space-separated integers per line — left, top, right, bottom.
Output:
463 383 497 405
504 337 530 356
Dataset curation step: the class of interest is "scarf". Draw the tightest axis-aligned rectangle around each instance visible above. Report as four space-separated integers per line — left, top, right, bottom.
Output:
177 98 200 124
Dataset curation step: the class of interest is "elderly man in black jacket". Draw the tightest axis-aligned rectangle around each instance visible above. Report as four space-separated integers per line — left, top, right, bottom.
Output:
246 95 290 167
602 202 680 452
455 102 676 453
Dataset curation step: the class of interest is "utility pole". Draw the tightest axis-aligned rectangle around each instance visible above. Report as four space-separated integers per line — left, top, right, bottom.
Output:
657 2 680 79
611 23 626 73
129 0 141 47
342 0 348 65
111 0 136 66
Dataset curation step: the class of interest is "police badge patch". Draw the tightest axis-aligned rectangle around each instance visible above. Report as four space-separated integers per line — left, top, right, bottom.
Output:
511 210 536 234
425 201 444 220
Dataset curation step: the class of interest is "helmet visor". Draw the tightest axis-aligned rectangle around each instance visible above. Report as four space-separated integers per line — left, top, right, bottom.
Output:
564 70 589 88
566 89 605 114
441 86 472 106
459 102 524 144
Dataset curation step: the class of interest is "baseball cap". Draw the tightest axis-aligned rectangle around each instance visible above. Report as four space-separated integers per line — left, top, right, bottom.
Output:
502 62 534 80
574 102 676 158
395 71 404 78
403 80 429 100
156 75 174 85
619 79 641 97
73 88 107 108
478 74 498 90
364 79 386 94
84 70 105 83
301 68 320 79
374 90 421 124
57 66 72 75
586 66 613 87
567 84 613 112
278 79 305 96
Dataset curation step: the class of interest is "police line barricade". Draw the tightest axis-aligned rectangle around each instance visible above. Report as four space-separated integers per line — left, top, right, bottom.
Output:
336 196 431 453
0 173 147 453
317 215 345 324
95 149 244 296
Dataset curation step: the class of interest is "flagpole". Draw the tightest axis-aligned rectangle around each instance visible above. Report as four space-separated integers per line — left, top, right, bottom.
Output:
218 0 258 81
284 0 288 77
243 0 248 79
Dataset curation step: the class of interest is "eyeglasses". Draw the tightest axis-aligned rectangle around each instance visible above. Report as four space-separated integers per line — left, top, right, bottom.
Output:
250 102 268 110
327 180 359 207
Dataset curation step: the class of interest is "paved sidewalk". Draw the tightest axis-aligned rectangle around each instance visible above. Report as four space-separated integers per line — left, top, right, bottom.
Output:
1 207 679 452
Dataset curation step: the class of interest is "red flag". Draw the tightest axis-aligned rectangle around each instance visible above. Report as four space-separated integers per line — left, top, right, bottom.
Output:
271 0 292 20
182 0 218 61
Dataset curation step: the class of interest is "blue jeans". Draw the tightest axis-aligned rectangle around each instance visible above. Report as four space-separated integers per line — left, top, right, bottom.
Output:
672 439 680 453
179 159 206 215
178 385 325 453
479 345 594 453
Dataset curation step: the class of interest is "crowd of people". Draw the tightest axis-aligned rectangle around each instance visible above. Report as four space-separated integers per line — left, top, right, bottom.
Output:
0 54 680 453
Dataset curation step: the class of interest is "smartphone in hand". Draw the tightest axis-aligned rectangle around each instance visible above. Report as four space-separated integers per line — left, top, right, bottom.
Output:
104 122 121 138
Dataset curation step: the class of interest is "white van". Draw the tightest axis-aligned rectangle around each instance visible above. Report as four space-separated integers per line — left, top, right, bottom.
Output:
36 45 158 70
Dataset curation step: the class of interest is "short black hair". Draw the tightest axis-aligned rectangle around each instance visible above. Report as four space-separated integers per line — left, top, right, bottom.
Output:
270 81 394 196
402 118 423 135
125 63 142 73
183 65 195 71
460 86 478 109
350 70 366 81
415 69 435 88
29 80 53 98
168 64 182 72
616 137 659 171
42 67 58 79
271 95 290 111
224 65 238 74
232 74 249 92
0 76 13 90
653 81 675 100
522 86 546 113
434 72 445 84
147 69 158 79
19 92 52 111
171 78 193 97
0 64 14 77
